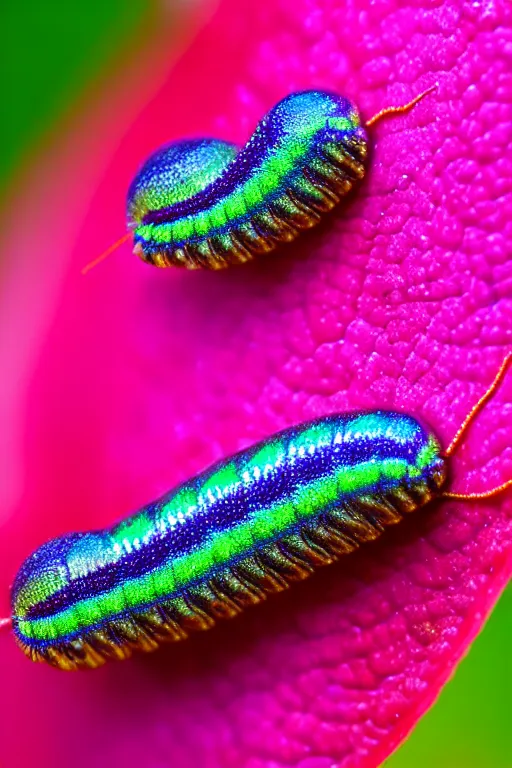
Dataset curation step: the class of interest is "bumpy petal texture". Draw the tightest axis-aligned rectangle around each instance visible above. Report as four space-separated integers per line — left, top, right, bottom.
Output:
1 1 512 767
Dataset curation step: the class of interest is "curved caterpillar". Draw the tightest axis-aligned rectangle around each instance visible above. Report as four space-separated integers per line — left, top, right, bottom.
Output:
127 90 367 269
7 352 512 670
124 87 434 270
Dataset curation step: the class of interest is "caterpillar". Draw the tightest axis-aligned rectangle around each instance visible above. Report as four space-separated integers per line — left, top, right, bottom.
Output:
4 353 511 670
126 90 368 269
83 85 436 273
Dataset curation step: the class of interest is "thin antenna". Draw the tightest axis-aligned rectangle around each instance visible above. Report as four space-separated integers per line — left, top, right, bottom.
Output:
444 478 512 501
445 352 512 457
441 351 512 501
81 232 131 276
365 84 437 128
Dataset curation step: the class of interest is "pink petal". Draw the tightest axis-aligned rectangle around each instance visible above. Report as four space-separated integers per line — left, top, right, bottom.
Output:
1 2 511 767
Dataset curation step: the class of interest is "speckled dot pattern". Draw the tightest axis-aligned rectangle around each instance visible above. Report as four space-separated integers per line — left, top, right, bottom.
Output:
127 92 367 269
0 0 511 767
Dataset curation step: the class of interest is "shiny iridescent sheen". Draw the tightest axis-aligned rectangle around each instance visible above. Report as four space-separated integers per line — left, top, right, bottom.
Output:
12 411 445 670
127 91 367 269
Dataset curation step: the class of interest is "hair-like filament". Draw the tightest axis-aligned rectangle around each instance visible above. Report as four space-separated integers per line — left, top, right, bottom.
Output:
81 232 131 275
365 84 437 128
444 478 512 501
443 351 512 501
446 352 512 457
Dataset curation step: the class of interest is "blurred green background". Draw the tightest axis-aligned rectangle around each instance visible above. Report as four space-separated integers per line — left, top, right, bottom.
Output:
1 1 510 766
0 0 149 185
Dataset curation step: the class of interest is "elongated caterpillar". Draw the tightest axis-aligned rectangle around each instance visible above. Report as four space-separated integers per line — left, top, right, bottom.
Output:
82 85 436 273
3 353 511 670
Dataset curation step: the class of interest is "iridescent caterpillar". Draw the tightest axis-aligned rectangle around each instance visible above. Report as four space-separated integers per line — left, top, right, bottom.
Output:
2 353 511 670
83 86 435 273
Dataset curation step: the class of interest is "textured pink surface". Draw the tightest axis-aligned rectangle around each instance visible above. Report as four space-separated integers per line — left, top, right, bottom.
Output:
1 1 512 766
